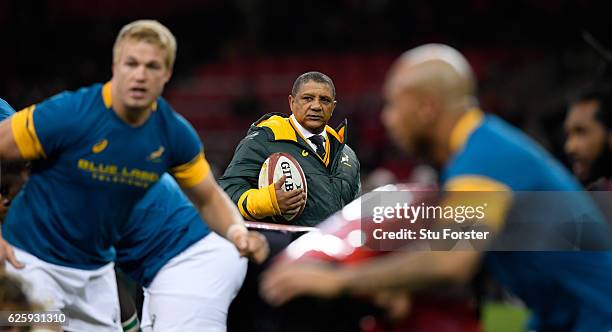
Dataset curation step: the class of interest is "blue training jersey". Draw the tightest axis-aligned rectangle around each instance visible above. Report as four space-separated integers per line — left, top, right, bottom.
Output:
3 82 210 269
0 98 15 119
441 109 612 332
115 173 210 287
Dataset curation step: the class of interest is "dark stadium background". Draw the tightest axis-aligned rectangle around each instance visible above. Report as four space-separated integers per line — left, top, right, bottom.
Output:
1 1 610 329
2 0 611 182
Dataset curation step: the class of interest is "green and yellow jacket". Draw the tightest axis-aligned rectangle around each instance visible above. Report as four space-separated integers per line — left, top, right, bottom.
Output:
219 113 361 227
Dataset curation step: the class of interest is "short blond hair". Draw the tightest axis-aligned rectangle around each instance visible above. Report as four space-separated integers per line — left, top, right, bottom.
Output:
113 20 177 69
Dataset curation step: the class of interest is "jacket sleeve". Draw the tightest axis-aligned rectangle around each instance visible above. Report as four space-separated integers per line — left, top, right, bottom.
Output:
218 132 279 220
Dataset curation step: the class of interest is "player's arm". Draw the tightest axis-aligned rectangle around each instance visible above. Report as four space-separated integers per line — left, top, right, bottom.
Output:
262 250 481 306
182 170 269 263
168 115 269 262
261 175 512 305
169 149 268 263
331 178 512 294
0 95 78 162
0 114 32 161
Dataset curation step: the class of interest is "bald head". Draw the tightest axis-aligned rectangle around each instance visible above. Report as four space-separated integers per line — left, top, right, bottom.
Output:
385 44 476 108
381 44 479 164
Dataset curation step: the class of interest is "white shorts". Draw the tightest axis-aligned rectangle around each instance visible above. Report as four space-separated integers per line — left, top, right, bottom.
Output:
5 247 122 332
141 232 247 332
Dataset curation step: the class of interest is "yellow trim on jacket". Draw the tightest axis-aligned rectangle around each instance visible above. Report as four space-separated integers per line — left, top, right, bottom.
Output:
237 184 280 220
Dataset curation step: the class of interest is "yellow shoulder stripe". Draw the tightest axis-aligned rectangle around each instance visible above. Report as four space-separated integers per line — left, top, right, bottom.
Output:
170 152 210 188
444 175 513 232
11 105 47 159
444 175 511 192
257 116 297 141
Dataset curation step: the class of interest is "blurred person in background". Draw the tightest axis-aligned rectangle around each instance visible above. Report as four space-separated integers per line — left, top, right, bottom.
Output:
565 87 612 190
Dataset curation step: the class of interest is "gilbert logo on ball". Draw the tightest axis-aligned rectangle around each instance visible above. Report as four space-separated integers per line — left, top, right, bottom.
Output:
258 152 308 222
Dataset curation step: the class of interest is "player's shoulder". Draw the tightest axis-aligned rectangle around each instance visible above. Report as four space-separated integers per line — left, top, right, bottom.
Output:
152 95 173 113
469 115 526 152
51 82 102 102
475 115 571 176
445 117 528 187
151 98 203 164
153 97 193 128
37 83 103 112
446 114 579 190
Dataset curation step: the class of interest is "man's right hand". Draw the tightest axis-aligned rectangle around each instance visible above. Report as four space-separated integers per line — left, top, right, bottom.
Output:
0 237 24 270
274 175 306 216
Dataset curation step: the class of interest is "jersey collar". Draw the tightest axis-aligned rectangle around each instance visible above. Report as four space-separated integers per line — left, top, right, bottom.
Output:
449 108 484 154
101 82 157 112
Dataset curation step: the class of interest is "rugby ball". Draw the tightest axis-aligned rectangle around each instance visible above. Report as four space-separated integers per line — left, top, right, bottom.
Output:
258 152 308 222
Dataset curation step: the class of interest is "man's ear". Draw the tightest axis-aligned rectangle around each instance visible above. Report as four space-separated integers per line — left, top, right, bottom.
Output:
288 94 295 113
163 68 173 85
417 96 438 126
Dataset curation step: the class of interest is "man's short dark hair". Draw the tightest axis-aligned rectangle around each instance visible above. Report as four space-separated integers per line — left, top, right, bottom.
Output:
291 71 336 99
570 87 612 130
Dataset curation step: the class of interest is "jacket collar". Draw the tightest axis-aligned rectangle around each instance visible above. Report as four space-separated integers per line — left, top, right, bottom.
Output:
254 113 346 144
289 114 328 141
